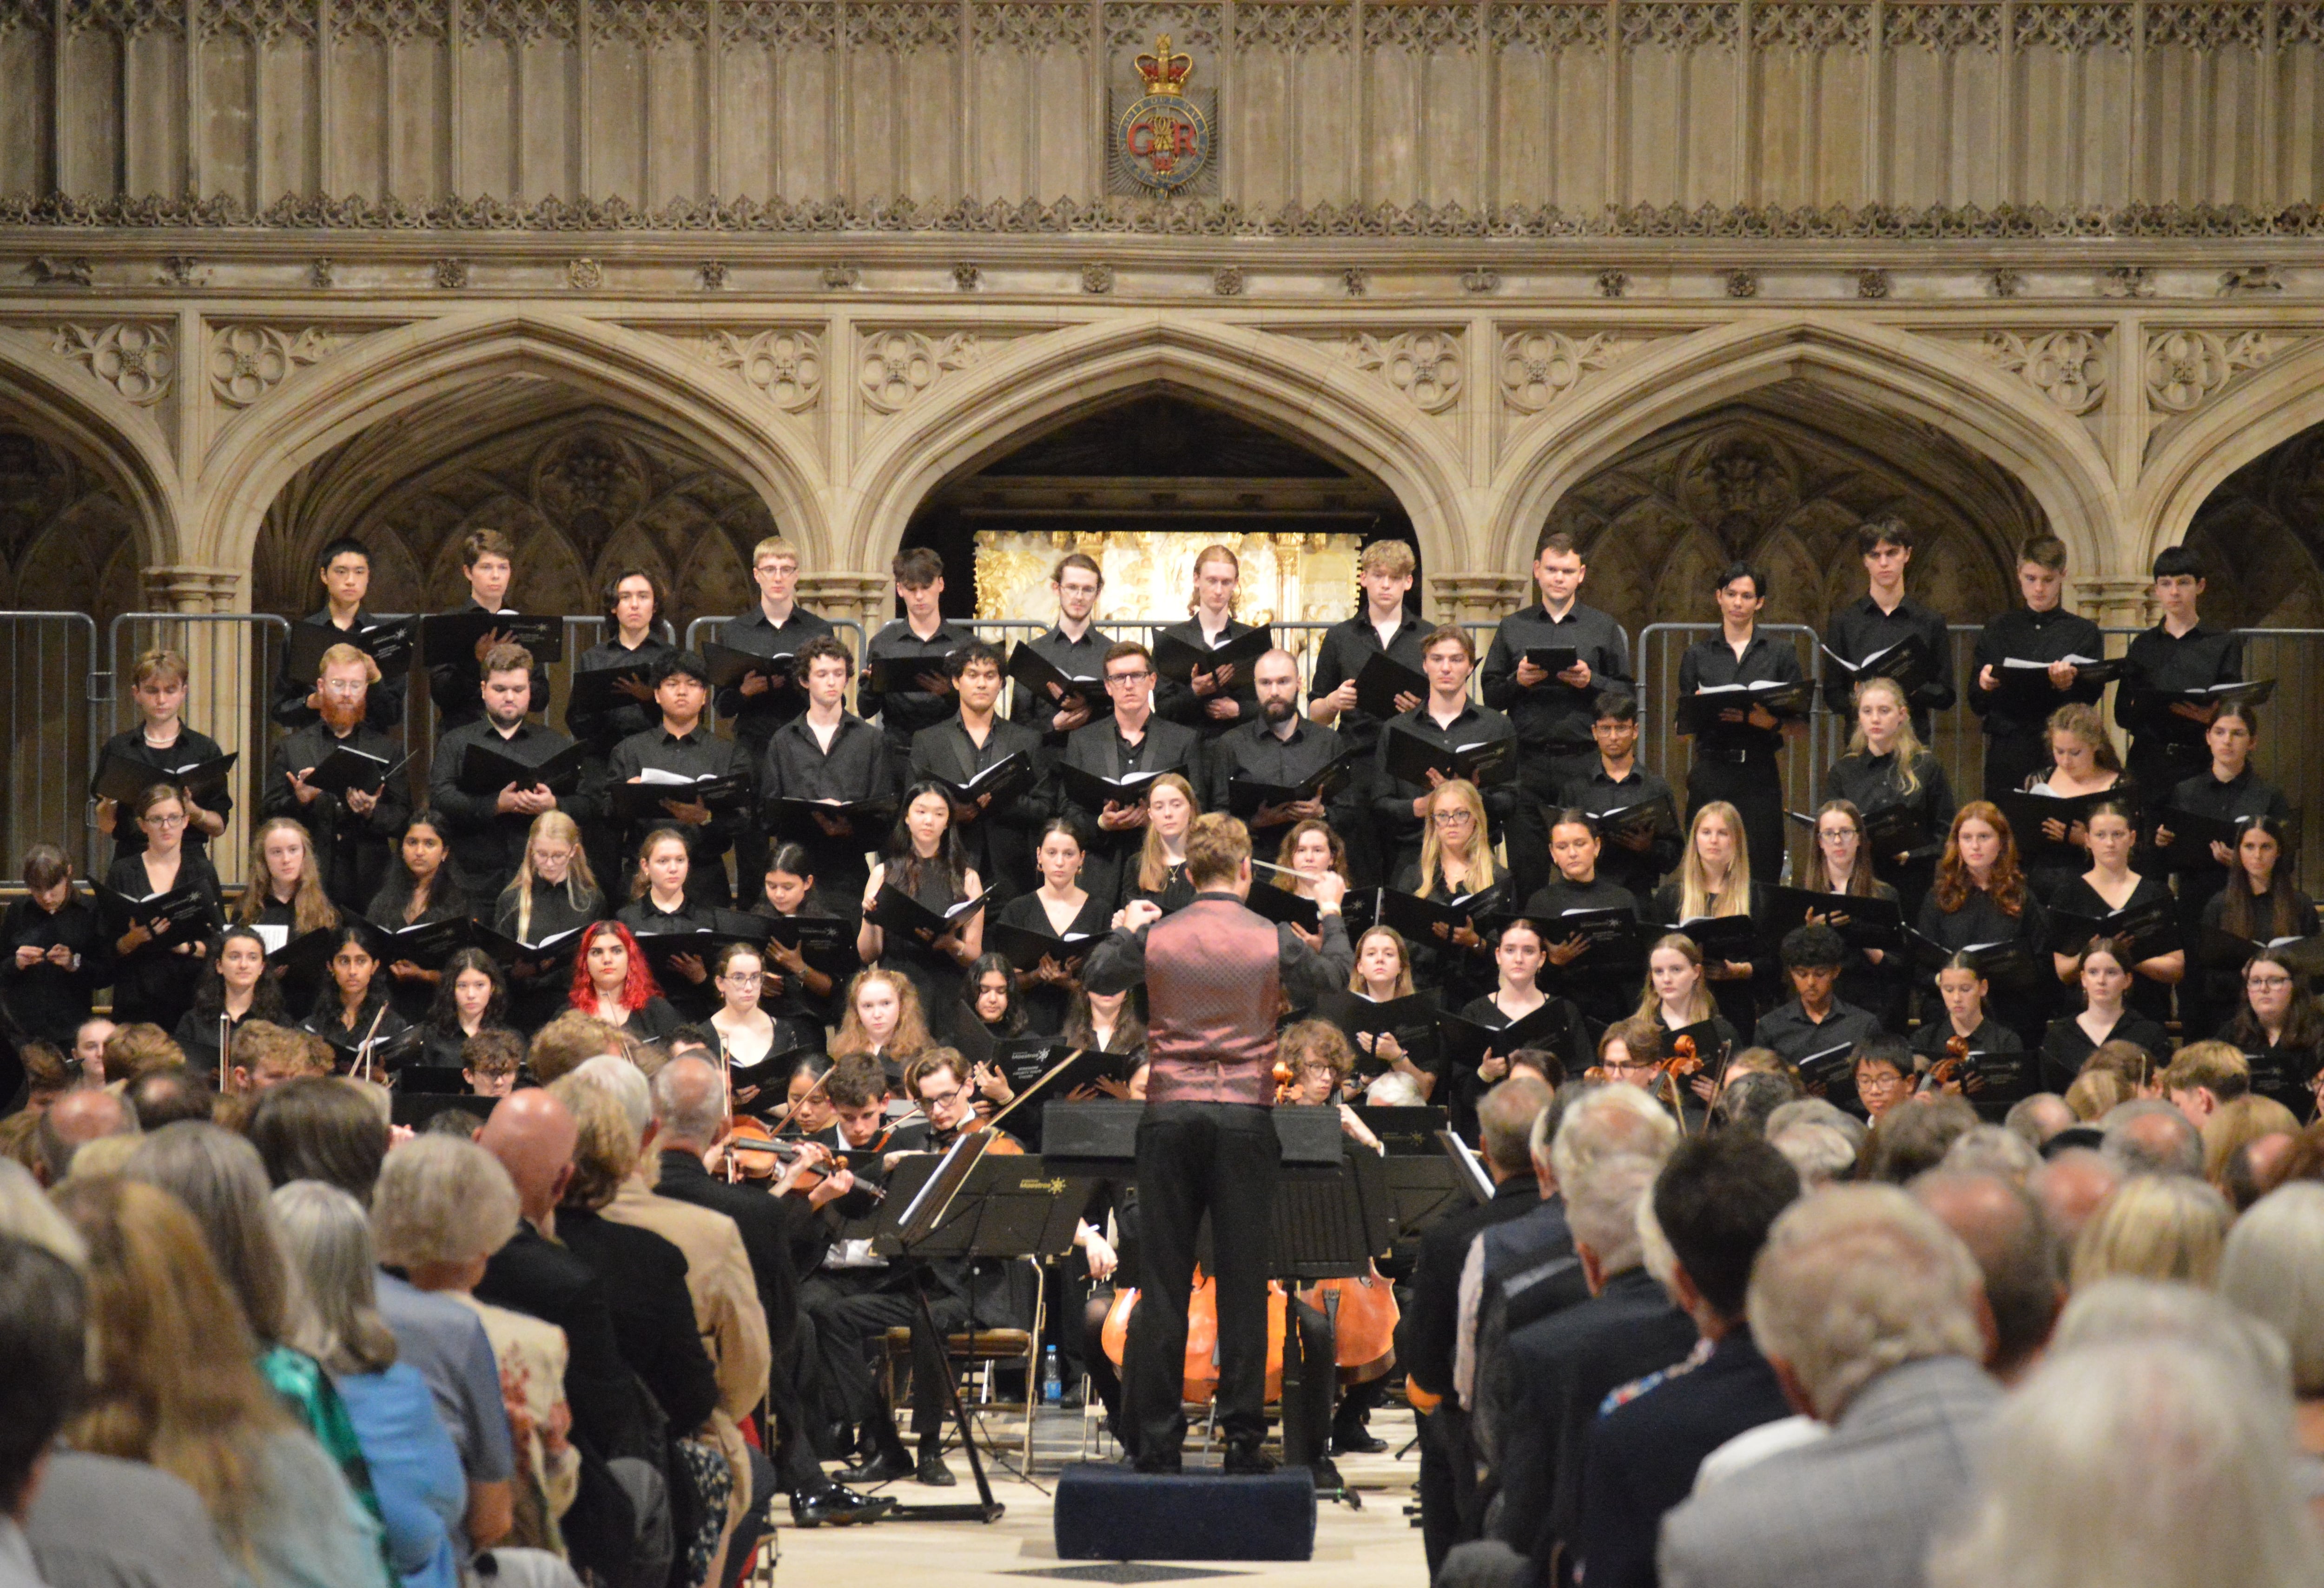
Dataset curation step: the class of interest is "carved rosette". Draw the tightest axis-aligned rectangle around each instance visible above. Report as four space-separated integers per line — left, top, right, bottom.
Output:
207 324 341 408
51 323 175 406
859 329 981 415
696 329 825 413
1334 330 1463 415
1498 329 1634 414
2142 329 2295 414
1966 329 2107 415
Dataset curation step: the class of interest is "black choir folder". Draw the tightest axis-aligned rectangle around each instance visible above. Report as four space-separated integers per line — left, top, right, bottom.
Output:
1152 625 1274 684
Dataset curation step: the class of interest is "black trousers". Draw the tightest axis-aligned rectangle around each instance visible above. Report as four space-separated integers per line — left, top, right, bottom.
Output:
1127 1101 1281 1457
1981 726 2049 804
1685 752 1786 886
799 1266 965 1452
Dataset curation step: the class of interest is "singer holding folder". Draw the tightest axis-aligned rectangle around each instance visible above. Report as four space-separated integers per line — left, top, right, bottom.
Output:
429 643 582 905
262 642 408 912
1677 562 1806 886
1081 813 1355 1474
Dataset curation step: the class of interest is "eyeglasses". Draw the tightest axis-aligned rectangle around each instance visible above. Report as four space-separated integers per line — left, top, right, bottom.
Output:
1817 828 1858 843
1857 1072 1909 1091
920 1085 968 1110
1104 670 1152 687
1432 810 1477 825
721 970 764 985
320 679 367 697
2248 974 2295 989
141 812 187 828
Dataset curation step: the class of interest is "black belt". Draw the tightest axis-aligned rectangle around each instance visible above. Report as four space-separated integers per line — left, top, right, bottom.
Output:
1693 743 1777 766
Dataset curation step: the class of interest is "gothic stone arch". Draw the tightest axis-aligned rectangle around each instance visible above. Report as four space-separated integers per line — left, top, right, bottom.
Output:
2138 336 2324 571
0 334 184 573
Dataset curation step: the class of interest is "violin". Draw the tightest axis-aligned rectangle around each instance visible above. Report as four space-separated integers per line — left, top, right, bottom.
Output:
1658 1034 1703 1131
1926 1034 1976 1094
1272 1054 1298 1105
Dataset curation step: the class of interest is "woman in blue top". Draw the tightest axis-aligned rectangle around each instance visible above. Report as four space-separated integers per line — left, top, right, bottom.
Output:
271 1181 467 1588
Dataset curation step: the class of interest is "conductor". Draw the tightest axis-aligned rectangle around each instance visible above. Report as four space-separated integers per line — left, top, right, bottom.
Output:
1083 812 1356 1473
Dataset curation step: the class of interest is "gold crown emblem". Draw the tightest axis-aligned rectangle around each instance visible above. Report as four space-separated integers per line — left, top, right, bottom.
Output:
1135 33 1192 96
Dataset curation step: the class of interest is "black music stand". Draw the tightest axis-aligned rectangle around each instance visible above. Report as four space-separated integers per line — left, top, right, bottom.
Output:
868 1137 1095 1523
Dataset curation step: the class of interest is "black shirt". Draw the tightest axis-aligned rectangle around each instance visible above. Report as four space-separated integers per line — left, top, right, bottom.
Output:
0 894 109 1046
303 993 416 1074
1006 623 1115 743
568 636 676 755
1059 714 1205 855
1677 630 1805 755
1204 715 1362 833
908 714 1054 898
427 599 554 730
1969 604 2106 738
1369 700 1519 857
1153 616 1265 741
1306 609 1430 755
1820 594 1956 738
2039 1008 2172 1090
2165 765 2292 880
2118 621 2243 755
1555 762 1684 898
95 725 233 862
1916 883 2055 1044
272 607 409 733
1752 998 1886 1068
1479 600 1633 758
261 720 410 911
860 618 975 760
1822 751 1957 870
606 721 752 863
714 605 837 745
428 717 585 883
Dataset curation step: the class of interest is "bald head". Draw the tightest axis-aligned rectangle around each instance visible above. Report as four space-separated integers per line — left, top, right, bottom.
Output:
649 1056 727 1151
2030 1148 2121 1269
477 1089 579 1222
2004 1093 2076 1149
35 1088 139 1185
2102 1103 2203 1179
1254 647 1304 724
1912 1170 2060 1381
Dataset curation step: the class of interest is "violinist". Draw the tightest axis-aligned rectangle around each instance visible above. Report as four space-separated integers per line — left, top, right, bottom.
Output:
1910 953 2027 1115
799 1053 965 1489
705 943 783 1106
1852 1036 1917 1124
777 1053 837 1136
173 925 286 1084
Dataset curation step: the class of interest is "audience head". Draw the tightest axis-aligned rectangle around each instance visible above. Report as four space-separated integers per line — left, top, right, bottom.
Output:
649 1054 728 1152
2201 1094 2298 1187
1911 1170 2061 1379
1747 1184 1988 1421
2070 1172 2232 1289
269 1180 398 1377
0 1233 85 1519
370 1133 523 1283
1477 1075 1552 1179
1714 1071 1797 1138
1862 1094 1978 1184
227 1020 320 1095
2218 1183 2324 1397
563 1053 653 1136
1548 1082 1679 1196
103 1023 187 1087
2028 1148 2123 1269
1768 1120 1860 1189
34 1086 138 1186
1568 1153 1662 1288
476 1088 581 1224
2222 1132 2297 1213
528 1011 625 1085
2004 1093 2077 1149
125 1065 215 1129
1644 1133 1800 1330
243 1077 388 1202
1941 1123 2041 1184
2100 1099 2204 1179
2053 1276 2291 1394
2160 1041 2250 1127
120 1121 296 1346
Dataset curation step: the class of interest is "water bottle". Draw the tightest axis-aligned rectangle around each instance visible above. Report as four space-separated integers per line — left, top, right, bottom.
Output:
1042 1345 1061 1404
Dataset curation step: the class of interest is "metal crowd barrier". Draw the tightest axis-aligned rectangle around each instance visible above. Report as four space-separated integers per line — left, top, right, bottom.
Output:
0 612 101 876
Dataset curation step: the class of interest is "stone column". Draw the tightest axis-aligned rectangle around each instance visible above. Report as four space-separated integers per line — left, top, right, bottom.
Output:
2076 575 2154 647
136 565 257 884
1430 571 1528 627
798 572 894 644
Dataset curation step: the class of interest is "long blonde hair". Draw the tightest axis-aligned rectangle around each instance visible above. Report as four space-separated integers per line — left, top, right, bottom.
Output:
234 817 339 934
502 810 602 940
1137 772 1201 893
1845 676 1926 799
1633 931 1716 1025
1676 802 1752 921
53 1176 292 1562
1417 778 1498 898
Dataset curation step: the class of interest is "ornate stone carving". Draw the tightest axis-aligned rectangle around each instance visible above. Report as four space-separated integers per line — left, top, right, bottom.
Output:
1596 270 1629 299
2013 2 2133 51
1752 3 1872 52
858 329 981 414
1855 267 1891 299
1725 269 1759 297
1235 1 1351 51
1499 329 1631 413
461 0 576 42
568 257 604 290
1104 2 1218 51
2100 265 2154 298
206 324 340 407
2282 3 2324 46
974 0 1091 52
592 0 706 44
1341 268 1369 297
952 262 981 290
1081 262 1115 295
0 0 53 33
1966 329 2107 415
1489 3 1605 51
195 0 316 42
822 261 860 290
697 328 824 412
1334 330 1462 415
699 260 728 289
1886 2 2000 49
434 257 470 289
1989 269 2026 298
338 0 446 39
63 0 181 37
842 0 956 48
2144 1 2264 50
1213 266 1245 297
311 258 336 288
2143 329 2294 413
1364 2 1480 52
724 0 835 46
1620 2 1741 49
1461 268 1500 294
50 323 174 406
2220 264 2284 293
26 257 93 286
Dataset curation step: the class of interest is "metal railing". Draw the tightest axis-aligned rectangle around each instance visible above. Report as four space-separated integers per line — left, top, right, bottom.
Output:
0 612 101 875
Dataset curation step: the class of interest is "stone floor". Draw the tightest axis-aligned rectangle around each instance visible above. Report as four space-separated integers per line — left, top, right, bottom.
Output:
769 1400 1429 1587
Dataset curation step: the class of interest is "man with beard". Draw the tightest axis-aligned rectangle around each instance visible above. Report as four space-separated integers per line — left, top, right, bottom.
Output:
1205 648 1365 844
271 535 407 732
429 643 585 904
261 642 410 911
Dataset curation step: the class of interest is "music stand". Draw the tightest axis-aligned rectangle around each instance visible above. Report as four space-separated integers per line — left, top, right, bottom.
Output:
868 1136 1095 1522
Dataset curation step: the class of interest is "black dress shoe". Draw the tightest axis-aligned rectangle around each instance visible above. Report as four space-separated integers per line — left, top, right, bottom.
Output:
837 1450 913 1485
1330 1426 1387 1456
1307 1456 1346 1492
1222 1442 1278 1476
791 1485 889 1527
914 1450 957 1487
